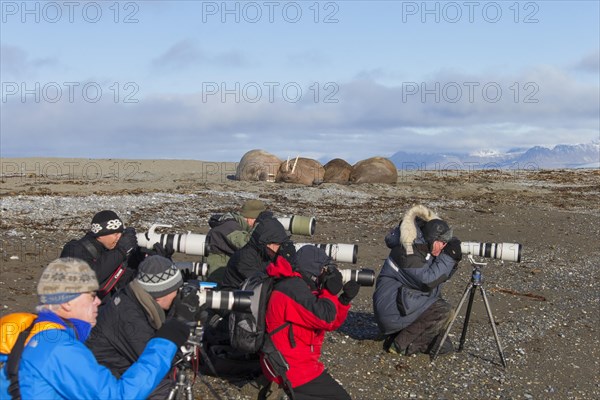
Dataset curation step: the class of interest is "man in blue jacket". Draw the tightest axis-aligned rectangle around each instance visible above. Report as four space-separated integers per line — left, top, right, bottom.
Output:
373 209 462 357
0 257 194 400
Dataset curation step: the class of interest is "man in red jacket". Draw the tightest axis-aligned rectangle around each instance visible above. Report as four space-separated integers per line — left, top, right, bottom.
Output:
261 245 360 400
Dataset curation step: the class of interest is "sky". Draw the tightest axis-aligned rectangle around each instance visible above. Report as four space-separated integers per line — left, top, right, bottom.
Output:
1 0 599 163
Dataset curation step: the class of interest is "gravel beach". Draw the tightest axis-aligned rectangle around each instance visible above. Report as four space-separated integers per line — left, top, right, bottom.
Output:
1 158 598 400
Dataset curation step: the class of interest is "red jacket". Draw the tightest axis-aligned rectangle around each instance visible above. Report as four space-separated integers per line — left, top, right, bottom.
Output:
261 256 350 388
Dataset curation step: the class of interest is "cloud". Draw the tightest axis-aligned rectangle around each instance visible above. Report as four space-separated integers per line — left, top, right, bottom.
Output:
152 39 247 70
2 65 598 162
573 50 600 73
0 44 57 78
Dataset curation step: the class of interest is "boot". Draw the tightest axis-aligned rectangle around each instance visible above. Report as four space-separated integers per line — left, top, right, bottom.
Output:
427 334 454 357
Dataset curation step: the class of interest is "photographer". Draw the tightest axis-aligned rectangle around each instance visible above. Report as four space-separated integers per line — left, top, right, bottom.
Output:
205 200 267 283
0 258 193 399
373 210 462 357
221 213 288 290
260 245 359 400
87 255 204 399
60 210 144 298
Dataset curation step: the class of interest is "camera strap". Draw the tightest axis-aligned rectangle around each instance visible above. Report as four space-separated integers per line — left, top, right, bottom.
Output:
98 263 127 298
80 238 100 261
80 238 128 298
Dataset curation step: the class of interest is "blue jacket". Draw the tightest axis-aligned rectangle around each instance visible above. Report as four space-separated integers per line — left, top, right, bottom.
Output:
373 238 458 335
0 310 177 400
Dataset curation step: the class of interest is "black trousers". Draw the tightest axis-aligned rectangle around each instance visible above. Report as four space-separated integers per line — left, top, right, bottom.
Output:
393 298 452 354
290 370 351 400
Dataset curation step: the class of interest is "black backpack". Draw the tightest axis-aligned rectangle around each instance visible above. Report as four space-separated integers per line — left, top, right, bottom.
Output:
229 272 276 353
229 272 294 397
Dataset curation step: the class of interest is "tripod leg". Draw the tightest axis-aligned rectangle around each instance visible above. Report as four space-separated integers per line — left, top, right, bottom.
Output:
431 282 473 361
167 386 178 400
458 285 477 352
185 381 194 400
479 286 508 368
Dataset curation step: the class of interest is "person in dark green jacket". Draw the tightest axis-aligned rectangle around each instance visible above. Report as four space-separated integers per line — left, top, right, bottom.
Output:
205 199 266 282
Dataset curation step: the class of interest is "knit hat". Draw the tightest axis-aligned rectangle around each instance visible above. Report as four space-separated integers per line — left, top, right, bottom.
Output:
38 258 99 305
241 200 266 219
90 210 124 237
135 255 183 298
296 246 332 278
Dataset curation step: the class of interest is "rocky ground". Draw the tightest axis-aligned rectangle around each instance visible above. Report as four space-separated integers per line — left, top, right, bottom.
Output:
1 159 599 400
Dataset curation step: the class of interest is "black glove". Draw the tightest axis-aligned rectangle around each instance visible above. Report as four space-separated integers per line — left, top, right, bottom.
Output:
155 319 191 348
152 242 175 259
339 280 360 305
177 262 205 281
173 285 205 325
279 240 298 269
117 227 137 257
443 238 462 261
320 267 343 295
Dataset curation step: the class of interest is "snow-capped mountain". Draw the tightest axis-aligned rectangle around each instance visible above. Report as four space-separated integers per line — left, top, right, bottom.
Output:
389 143 599 170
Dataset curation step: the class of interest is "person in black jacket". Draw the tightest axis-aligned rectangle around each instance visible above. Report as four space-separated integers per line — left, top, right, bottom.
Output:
60 210 143 299
220 214 290 290
87 255 202 400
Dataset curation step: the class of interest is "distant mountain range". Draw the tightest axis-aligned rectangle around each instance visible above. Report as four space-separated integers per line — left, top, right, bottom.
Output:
388 142 600 170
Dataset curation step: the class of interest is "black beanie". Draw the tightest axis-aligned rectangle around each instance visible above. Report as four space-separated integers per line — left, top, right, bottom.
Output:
90 210 124 237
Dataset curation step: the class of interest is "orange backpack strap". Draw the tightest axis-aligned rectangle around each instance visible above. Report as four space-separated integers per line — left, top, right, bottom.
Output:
25 321 65 345
1 313 65 400
1 313 64 352
1 313 36 355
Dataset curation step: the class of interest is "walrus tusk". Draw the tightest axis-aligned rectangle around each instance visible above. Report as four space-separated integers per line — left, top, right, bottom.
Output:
292 155 299 173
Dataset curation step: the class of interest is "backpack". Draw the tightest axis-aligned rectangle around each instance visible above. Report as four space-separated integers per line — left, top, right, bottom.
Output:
229 272 275 354
1 313 64 400
228 272 295 398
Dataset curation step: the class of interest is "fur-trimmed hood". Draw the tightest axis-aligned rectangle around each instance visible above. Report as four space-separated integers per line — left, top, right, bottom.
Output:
400 205 439 254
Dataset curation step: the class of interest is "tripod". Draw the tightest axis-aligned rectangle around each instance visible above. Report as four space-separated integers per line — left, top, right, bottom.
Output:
168 365 194 400
168 326 203 400
431 255 507 368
